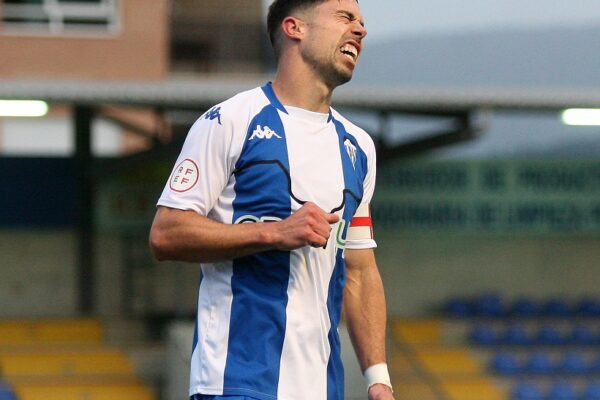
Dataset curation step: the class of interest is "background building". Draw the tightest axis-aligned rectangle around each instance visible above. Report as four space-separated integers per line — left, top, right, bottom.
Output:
0 0 263 156
170 0 265 74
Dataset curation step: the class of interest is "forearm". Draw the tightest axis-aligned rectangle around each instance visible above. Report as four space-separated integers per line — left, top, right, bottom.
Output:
150 206 279 263
150 203 338 263
344 250 388 371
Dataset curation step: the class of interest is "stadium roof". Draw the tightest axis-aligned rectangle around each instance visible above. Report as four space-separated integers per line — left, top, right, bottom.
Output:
1 77 600 114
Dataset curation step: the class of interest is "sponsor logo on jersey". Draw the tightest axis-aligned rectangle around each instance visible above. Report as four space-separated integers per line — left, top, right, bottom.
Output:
344 139 357 169
202 106 222 125
234 215 282 224
169 158 199 192
249 125 282 140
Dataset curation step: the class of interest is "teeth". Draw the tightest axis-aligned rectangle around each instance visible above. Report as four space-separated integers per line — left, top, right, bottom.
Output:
340 44 358 60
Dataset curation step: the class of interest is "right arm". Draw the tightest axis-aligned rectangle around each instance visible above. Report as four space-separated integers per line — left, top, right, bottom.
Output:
149 203 339 263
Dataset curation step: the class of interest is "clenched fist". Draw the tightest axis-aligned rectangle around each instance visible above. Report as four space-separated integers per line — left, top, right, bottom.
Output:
271 202 340 250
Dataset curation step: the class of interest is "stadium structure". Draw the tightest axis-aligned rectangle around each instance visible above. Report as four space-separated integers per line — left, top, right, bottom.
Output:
1 1 600 400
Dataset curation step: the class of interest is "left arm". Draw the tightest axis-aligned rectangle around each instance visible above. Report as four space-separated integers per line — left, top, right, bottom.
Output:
344 248 394 400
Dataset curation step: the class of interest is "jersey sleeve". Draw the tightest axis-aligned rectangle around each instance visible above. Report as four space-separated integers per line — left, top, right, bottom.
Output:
157 107 236 216
345 137 377 250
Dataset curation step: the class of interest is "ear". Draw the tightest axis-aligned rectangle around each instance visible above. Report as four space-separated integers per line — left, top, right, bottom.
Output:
281 16 305 41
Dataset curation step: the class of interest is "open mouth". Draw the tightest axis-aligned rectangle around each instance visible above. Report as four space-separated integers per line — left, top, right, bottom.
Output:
340 44 358 62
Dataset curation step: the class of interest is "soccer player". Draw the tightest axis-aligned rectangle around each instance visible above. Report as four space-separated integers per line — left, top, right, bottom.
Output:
149 0 394 399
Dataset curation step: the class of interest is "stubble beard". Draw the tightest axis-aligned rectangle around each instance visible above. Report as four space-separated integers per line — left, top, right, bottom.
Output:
304 46 353 89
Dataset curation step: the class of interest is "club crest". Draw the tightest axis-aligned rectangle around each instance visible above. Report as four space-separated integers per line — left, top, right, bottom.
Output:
344 138 357 169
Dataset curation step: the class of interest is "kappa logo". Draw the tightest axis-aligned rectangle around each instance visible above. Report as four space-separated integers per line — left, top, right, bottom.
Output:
202 106 222 125
344 138 357 169
249 125 282 141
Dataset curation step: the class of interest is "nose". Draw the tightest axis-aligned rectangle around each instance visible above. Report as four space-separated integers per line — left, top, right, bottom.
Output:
352 21 367 39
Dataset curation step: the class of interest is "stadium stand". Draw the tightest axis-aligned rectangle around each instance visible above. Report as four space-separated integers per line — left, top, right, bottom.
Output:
390 294 600 400
0 318 155 400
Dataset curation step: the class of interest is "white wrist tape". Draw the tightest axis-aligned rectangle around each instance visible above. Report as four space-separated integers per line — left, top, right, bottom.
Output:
364 363 393 393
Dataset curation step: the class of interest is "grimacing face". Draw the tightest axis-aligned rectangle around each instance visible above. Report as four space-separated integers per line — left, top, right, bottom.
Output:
299 0 367 87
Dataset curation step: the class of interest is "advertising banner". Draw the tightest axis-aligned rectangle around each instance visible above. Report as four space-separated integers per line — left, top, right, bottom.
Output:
373 159 600 234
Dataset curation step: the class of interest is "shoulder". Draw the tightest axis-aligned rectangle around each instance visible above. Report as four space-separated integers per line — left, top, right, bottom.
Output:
330 108 376 158
190 86 270 133
218 86 267 115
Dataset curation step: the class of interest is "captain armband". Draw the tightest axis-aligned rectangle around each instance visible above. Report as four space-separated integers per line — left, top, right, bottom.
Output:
346 203 373 242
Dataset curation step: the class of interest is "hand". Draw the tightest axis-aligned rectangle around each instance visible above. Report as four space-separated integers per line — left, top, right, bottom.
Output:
368 384 395 400
272 202 339 250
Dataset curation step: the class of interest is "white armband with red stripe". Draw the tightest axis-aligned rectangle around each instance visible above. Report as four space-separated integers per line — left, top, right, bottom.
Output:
345 203 376 249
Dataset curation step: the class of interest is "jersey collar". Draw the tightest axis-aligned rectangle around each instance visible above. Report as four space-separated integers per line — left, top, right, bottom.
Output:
261 82 333 123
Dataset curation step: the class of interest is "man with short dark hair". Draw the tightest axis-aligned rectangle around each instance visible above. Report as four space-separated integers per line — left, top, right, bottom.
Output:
150 1 393 399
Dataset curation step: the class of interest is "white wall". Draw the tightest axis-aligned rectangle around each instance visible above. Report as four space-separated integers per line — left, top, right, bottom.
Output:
0 229 199 317
0 229 76 316
375 233 600 315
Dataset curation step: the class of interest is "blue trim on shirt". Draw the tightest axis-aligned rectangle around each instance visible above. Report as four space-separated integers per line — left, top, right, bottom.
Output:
261 82 288 114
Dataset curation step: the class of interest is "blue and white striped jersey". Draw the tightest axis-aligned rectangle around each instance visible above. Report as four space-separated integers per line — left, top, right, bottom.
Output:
157 83 377 400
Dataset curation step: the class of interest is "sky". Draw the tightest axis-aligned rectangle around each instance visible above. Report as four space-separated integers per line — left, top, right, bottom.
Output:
262 0 600 41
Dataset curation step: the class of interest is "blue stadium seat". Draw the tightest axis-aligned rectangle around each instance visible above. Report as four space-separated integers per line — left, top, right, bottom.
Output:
569 325 597 345
476 293 507 317
491 352 521 375
445 296 474 317
525 352 555 375
0 386 16 400
559 352 588 374
583 382 600 400
543 298 572 317
503 324 532 345
511 297 542 317
470 324 498 345
511 382 544 400
535 325 565 345
576 297 600 317
589 354 600 373
546 382 577 400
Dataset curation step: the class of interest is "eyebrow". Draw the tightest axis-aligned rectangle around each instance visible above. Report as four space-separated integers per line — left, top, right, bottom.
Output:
338 10 365 27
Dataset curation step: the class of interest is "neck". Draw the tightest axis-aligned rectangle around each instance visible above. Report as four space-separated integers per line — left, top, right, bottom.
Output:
271 55 335 113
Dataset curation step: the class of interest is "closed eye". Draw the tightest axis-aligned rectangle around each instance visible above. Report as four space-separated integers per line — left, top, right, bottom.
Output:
338 11 365 27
